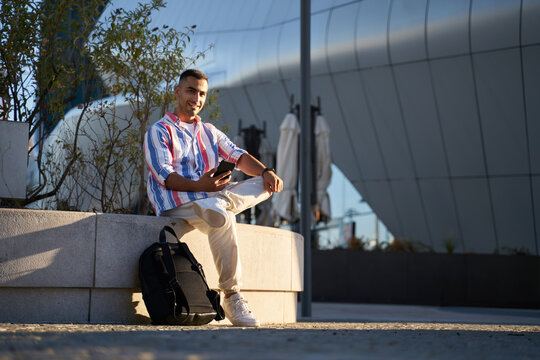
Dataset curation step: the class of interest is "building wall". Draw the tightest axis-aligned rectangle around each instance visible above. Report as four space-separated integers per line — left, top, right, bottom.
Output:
105 0 540 254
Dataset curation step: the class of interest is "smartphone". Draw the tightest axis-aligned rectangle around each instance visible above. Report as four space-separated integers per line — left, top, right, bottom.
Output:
213 160 235 178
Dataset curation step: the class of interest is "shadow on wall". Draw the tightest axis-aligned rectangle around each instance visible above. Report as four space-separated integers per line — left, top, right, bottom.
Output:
0 210 192 323
312 250 540 309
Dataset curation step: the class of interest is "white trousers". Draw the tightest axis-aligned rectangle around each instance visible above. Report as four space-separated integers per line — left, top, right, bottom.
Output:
162 176 271 293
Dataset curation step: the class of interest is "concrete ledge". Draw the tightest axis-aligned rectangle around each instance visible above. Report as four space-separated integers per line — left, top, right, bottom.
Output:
0 288 90 323
0 210 96 287
0 209 303 324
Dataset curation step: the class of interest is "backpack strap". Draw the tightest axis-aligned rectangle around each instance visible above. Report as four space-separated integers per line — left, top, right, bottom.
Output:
164 226 210 287
162 225 225 321
177 242 225 321
159 226 190 321
208 290 226 320
161 225 178 242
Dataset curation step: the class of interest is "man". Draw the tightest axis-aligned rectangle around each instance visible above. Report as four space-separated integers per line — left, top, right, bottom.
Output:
143 69 283 327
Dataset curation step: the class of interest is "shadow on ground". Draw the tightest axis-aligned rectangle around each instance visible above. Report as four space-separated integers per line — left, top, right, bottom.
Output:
0 322 539 359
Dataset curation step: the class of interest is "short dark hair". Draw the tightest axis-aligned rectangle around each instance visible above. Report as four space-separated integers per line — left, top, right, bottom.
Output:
179 69 208 85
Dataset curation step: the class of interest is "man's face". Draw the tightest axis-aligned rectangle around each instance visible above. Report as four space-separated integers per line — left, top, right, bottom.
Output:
174 76 208 122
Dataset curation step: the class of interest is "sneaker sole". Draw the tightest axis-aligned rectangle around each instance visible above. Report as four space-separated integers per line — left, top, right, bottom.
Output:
230 320 261 327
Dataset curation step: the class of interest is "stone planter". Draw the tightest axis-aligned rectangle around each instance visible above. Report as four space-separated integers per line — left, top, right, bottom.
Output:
0 120 29 199
0 209 304 324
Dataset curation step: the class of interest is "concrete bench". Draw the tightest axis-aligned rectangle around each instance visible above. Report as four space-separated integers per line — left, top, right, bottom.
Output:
0 209 303 325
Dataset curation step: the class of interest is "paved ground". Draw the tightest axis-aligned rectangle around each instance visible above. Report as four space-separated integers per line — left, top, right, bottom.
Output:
1 303 539 359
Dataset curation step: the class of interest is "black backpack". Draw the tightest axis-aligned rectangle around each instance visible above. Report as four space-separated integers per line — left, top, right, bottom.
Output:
138 226 225 325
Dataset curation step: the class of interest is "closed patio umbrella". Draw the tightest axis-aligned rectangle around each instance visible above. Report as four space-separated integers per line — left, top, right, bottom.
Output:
272 113 300 222
313 114 332 223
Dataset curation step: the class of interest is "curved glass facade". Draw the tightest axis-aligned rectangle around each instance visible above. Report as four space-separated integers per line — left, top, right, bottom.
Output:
104 0 540 254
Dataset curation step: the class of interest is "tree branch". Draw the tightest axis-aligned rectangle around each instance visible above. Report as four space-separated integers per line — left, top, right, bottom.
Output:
23 100 90 206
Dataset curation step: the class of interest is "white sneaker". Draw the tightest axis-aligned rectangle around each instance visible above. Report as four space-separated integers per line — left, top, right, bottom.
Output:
223 293 260 327
192 197 228 227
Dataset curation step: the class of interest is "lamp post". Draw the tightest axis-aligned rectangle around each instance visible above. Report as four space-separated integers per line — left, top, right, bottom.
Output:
300 0 312 318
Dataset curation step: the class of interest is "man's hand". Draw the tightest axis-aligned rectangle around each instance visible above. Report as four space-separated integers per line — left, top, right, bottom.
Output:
197 167 231 192
236 153 283 194
164 167 230 192
263 171 283 194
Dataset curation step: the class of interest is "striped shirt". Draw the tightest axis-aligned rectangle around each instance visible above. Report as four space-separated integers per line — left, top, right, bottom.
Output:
144 112 246 215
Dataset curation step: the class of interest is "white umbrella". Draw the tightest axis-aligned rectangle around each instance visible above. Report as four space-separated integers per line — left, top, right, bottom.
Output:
313 114 332 223
272 113 300 222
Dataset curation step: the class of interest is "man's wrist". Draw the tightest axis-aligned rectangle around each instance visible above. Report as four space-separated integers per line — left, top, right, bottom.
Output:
261 167 275 177
192 178 202 192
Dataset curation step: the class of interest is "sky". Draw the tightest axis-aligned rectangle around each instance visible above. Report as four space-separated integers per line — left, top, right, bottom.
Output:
318 164 393 250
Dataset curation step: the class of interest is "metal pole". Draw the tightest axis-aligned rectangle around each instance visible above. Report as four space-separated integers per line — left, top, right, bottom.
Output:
300 0 312 318
375 216 379 248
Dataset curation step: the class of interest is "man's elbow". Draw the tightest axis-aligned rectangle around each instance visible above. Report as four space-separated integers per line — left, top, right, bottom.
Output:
236 152 253 166
164 173 174 190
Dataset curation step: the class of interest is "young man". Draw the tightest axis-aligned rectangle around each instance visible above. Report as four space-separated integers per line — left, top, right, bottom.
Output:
143 69 283 327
